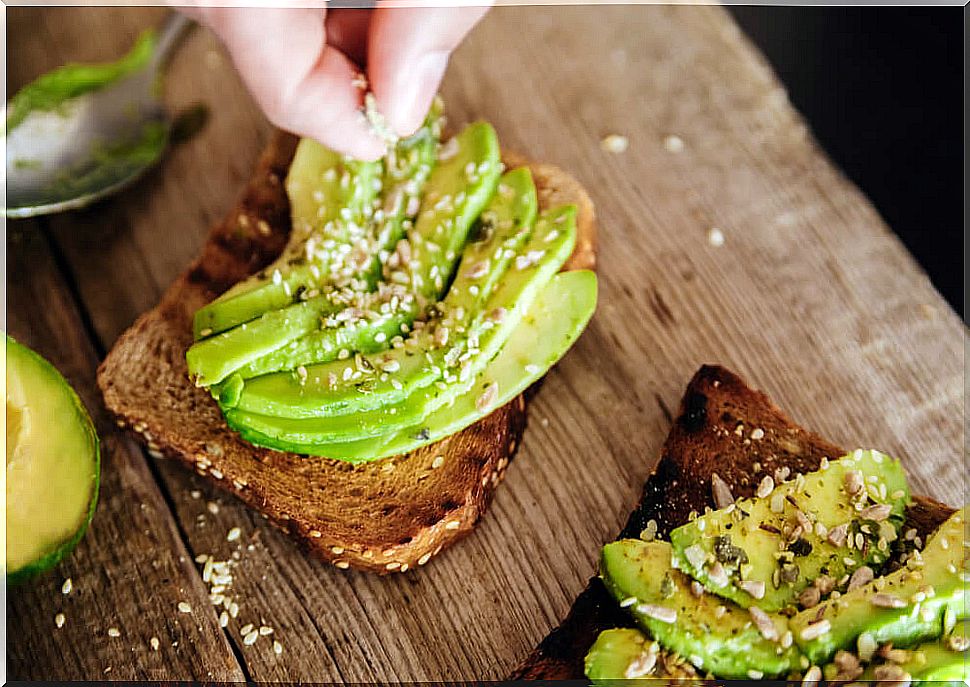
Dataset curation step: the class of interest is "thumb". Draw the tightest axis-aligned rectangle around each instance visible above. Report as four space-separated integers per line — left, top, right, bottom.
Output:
367 4 490 137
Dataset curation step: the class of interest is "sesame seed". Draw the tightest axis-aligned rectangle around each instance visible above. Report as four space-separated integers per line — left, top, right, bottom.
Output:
55 613 66 628
600 134 629 153
331 546 345 555
445 520 461 530
207 502 219 515
273 640 283 655
107 627 121 637
62 578 73 595
150 636 160 651
190 490 201 499
227 527 242 542
385 562 401 570
240 623 254 635
800 619 831 640
335 561 350 569
663 134 685 153
219 611 229 628
707 227 725 247
259 626 273 636
243 630 259 646
178 602 192 614
750 427 765 440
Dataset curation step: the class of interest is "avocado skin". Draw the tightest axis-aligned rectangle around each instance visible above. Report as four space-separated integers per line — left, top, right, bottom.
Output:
6 335 101 586
791 506 968 665
600 538 802 679
670 449 910 612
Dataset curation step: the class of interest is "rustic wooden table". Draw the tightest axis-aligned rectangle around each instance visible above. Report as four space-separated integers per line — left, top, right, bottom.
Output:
6 6 965 682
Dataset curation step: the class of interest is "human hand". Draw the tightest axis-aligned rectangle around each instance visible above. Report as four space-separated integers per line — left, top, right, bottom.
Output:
180 4 489 160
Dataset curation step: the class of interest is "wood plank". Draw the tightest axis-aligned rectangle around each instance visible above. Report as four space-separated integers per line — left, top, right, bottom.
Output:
9 4 965 682
5 226 245 682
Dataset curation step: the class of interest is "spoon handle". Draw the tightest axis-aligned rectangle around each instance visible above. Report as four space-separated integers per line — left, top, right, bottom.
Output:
152 12 194 69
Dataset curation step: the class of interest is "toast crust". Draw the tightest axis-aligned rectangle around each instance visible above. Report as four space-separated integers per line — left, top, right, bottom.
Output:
511 364 956 679
98 131 596 574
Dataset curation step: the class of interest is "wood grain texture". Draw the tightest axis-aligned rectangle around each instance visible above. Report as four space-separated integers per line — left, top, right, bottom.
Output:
6 4 965 682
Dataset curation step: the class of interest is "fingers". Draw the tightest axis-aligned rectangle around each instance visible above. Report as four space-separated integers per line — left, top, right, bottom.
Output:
367 4 490 136
194 7 384 160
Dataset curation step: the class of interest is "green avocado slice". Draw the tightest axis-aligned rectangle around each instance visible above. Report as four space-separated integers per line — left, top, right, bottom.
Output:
192 149 381 340
600 539 802 679
224 194 571 443
584 628 664 683
187 121 498 387
225 269 597 461
231 162 533 381
858 620 968 683
790 505 968 665
6 336 100 585
223 189 565 426
669 450 910 612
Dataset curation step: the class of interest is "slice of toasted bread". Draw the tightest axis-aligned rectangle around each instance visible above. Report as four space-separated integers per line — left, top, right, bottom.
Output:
511 364 955 679
97 131 596 574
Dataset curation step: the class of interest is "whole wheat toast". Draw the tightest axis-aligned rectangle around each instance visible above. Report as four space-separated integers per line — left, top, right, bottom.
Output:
511 364 955 679
97 131 596 574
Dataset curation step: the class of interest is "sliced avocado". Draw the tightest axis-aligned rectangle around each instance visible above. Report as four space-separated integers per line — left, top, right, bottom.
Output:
231 163 534 382
225 194 571 444
192 149 382 339
790 506 968 665
224 200 567 426
187 121 499 387
6 336 100 585
880 620 968 683
585 628 663 682
600 538 802 679
225 269 597 461
670 450 910 612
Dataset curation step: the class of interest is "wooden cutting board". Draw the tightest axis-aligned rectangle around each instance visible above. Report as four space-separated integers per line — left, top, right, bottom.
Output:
5 5 965 682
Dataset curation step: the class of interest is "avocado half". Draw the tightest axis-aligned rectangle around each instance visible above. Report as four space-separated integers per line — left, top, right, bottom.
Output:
6 335 100 585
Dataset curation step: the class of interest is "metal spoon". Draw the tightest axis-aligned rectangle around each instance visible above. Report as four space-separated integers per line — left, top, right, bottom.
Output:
4 13 192 218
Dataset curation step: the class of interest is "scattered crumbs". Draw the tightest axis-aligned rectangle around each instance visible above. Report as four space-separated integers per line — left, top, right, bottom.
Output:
107 627 121 638
707 227 725 247
150 636 160 651
227 527 242 542
663 134 685 153
61 577 73 595
177 601 193 614
55 613 66 629
600 134 629 154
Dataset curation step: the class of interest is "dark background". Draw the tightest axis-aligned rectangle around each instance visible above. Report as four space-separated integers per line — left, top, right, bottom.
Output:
729 6 963 316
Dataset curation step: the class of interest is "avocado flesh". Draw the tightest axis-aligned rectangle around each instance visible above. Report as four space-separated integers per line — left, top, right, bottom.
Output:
600 538 802 679
191 103 442 341
861 621 968 683
187 121 498 387
791 506 968 665
5 336 100 584
585 628 663 682
192 150 381 339
226 269 597 461
225 180 559 425
225 194 570 443
670 450 910 612
231 163 534 382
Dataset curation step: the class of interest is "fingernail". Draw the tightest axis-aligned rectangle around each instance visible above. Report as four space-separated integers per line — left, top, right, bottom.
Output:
383 51 449 137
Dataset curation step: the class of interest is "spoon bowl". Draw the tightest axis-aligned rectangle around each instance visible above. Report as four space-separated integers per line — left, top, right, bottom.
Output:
4 14 191 218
